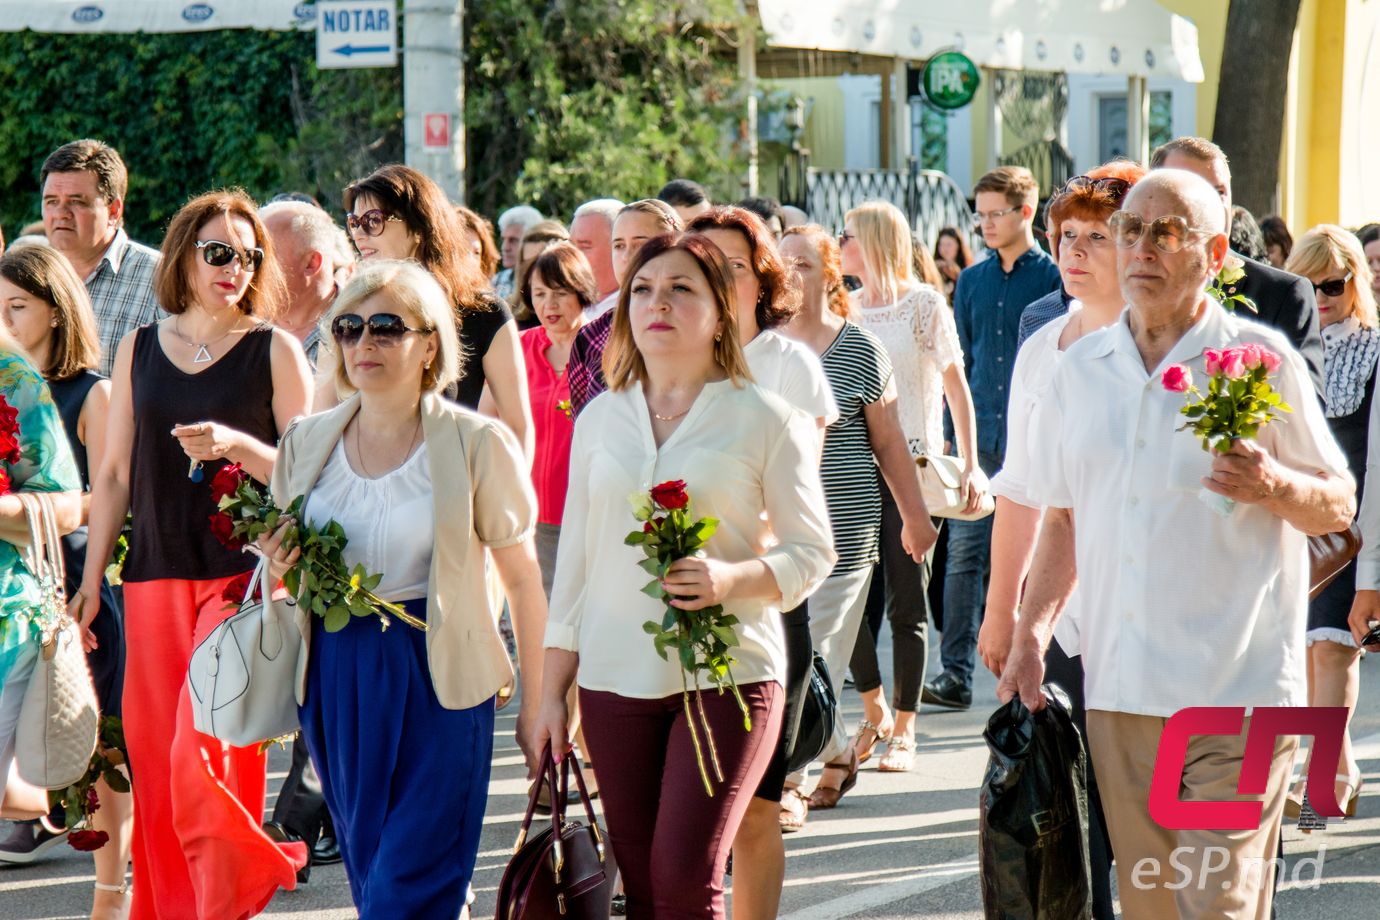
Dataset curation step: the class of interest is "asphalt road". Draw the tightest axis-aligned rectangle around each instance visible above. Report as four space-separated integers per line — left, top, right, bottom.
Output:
3 633 1378 919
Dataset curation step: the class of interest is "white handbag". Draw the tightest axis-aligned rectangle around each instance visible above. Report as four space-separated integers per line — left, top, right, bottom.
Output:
915 454 995 521
15 492 100 789
186 555 303 746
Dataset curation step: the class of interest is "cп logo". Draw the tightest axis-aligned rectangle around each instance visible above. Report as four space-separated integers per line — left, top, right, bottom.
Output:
293 2 317 21
71 5 104 23
182 3 215 23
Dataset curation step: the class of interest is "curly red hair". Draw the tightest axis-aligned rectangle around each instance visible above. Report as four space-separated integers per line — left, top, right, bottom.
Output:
1047 159 1149 258
781 225 851 318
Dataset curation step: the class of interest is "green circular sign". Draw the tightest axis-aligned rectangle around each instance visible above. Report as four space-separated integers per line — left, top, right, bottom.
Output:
922 51 980 110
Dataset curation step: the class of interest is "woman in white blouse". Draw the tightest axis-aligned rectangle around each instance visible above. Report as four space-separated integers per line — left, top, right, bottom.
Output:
837 201 980 777
977 161 1145 920
531 233 835 920
259 261 547 920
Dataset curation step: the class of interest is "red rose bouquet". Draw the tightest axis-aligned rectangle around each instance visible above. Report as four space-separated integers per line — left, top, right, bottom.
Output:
0 393 21 495
210 463 425 631
628 479 748 795
1161 343 1292 516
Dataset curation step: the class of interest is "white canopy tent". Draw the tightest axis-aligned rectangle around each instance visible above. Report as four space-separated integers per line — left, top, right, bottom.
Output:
0 1 312 33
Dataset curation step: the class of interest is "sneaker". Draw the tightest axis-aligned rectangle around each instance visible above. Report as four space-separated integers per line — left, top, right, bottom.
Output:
0 819 69 864
920 672 973 710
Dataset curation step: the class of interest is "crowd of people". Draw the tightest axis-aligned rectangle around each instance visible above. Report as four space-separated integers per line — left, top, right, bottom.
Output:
0 132 1374 920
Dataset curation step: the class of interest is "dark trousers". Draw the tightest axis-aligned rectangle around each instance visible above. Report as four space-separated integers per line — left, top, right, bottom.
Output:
850 479 934 712
753 606 813 800
578 682 781 920
939 450 1002 690
273 741 333 848
1044 640 1115 920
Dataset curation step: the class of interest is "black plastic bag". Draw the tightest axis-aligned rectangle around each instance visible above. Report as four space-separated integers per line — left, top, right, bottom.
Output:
979 684 1093 920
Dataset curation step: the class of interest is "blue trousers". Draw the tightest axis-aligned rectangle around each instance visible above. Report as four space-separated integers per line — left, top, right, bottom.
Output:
299 599 495 920
939 450 1001 689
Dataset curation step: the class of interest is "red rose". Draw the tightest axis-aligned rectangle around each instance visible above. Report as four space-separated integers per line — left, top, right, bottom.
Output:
650 480 689 511
210 462 247 503
87 788 100 815
222 571 256 606
643 521 655 534
0 468 10 495
208 512 245 551
68 829 109 851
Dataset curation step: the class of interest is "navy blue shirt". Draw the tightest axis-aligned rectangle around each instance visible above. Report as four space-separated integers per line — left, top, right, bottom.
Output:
1016 287 1074 350
952 246 1061 459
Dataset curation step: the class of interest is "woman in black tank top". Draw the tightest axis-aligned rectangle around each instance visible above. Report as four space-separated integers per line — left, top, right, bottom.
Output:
76 191 313 920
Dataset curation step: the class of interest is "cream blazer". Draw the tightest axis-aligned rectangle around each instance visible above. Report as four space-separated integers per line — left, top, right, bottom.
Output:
273 392 536 710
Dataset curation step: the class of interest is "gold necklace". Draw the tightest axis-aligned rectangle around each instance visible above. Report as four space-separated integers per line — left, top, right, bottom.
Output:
353 415 422 479
652 407 691 422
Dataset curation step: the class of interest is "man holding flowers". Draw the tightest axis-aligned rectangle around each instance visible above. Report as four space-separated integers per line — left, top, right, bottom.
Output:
997 170 1354 920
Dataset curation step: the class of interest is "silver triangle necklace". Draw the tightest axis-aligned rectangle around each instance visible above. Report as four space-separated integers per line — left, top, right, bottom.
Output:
174 316 240 364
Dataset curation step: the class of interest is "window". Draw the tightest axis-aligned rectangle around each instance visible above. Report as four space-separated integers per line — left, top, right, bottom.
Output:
1098 91 1173 162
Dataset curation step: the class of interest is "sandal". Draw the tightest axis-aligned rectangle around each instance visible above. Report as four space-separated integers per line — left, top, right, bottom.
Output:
92 881 131 920
807 747 859 809
850 717 893 766
877 735 916 773
779 788 809 832
1283 778 1306 819
496 677 516 711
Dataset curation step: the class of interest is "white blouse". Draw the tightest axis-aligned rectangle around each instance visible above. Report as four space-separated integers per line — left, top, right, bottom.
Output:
854 284 963 456
744 330 839 425
304 440 435 602
545 379 837 699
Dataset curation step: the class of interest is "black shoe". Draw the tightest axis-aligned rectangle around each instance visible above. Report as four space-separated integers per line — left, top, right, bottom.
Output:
311 834 342 866
610 893 627 916
262 821 311 884
0 819 68 864
920 672 972 710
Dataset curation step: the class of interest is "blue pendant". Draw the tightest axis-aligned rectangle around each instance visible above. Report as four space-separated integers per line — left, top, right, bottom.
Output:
188 460 204 483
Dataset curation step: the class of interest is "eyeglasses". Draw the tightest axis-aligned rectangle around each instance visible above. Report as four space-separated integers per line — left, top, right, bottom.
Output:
1108 211 1216 254
1060 176 1132 202
330 312 431 347
973 206 1020 224
345 209 404 237
195 240 264 272
1311 274 1353 297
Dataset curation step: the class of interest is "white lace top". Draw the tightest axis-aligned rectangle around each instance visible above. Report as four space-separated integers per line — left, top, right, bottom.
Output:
853 284 963 457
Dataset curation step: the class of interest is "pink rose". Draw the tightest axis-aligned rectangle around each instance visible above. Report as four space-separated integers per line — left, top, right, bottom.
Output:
1260 349 1282 373
1204 348 1223 376
1160 364 1193 393
1239 343 1263 370
1219 349 1247 379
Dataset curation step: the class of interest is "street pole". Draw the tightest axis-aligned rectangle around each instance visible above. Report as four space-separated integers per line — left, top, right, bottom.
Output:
403 2 465 201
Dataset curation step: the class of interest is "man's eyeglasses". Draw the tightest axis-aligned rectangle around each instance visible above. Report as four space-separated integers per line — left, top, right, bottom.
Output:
1311 274 1353 298
330 312 431 347
345 208 404 238
1059 176 1132 202
195 240 264 273
973 206 1020 224
1109 211 1216 254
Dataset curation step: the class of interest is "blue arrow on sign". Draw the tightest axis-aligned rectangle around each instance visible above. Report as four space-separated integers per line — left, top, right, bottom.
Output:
333 43 391 56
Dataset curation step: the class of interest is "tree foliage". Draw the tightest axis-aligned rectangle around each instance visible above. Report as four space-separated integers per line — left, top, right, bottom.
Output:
0 1 745 245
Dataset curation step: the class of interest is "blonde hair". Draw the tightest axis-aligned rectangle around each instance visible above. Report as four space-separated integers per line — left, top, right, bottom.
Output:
1286 225 1377 328
319 260 463 395
845 201 915 306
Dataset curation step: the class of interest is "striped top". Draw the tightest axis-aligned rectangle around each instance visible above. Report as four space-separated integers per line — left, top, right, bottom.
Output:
818 323 893 574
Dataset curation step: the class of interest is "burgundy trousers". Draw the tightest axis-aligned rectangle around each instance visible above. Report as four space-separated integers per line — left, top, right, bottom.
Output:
578 681 782 919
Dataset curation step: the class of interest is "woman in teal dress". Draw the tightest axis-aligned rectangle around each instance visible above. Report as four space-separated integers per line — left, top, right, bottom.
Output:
0 332 83 794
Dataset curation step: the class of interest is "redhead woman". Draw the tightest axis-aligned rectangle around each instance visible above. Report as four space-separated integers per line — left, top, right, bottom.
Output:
259 260 546 918
531 233 834 920
76 189 313 918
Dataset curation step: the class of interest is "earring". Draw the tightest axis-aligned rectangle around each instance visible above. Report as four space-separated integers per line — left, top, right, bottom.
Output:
715 332 723 342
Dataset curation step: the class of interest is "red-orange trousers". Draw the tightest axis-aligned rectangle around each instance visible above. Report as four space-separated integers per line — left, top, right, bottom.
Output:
122 577 307 920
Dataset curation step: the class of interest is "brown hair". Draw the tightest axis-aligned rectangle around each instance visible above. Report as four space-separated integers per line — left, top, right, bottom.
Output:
781 225 851 318
454 206 499 278
603 233 753 391
933 227 973 270
40 139 128 203
509 219 570 318
974 166 1040 208
343 164 487 313
1150 136 1228 170
154 189 285 319
521 241 599 313
912 239 945 291
0 243 101 378
1047 160 1149 258
688 206 800 329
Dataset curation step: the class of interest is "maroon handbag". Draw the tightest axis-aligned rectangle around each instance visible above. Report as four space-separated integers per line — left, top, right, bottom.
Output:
1309 523 1362 600
496 746 617 920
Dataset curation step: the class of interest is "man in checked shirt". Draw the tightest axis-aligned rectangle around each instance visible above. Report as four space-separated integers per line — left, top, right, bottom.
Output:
40 139 162 375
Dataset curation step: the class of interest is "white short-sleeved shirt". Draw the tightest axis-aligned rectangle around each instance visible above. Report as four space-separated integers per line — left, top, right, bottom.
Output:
744 330 839 426
854 284 963 456
991 307 1082 653
305 441 434 602
545 379 837 699
1029 304 1349 717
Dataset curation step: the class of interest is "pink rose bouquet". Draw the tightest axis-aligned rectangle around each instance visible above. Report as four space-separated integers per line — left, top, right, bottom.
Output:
1160 343 1291 515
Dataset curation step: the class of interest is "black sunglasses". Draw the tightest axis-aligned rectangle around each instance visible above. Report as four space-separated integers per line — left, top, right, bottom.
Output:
1061 176 1132 202
1311 273 1352 298
195 239 264 272
330 312 430 347
345 208 404 238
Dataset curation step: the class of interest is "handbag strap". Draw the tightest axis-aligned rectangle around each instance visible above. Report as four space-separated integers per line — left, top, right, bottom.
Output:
17 493 46 582
37 493 65 594
512 742 554 854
